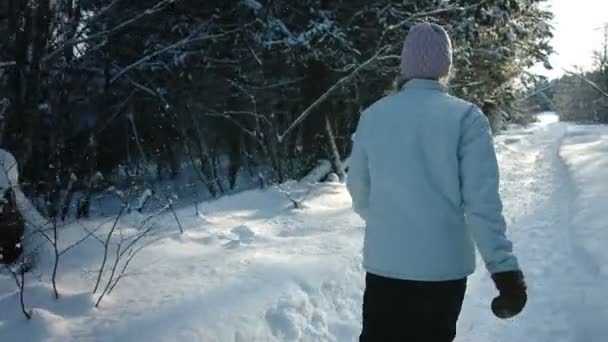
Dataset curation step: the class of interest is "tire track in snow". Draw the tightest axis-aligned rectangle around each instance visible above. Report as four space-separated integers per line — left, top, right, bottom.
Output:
497 121 605 342
500 122 580 342
459 121 579 342
556 127 607 341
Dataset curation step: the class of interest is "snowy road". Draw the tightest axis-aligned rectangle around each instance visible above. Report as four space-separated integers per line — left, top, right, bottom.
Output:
459 114 608 342
1 113 608 341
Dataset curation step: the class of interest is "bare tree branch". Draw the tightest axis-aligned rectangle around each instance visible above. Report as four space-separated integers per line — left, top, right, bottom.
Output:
377 1 489 47
19 268 31 319
110 23 252 84
516 83 556 103
93 205 127 294
106 234 163 296
86 0 124 23
95 91 135 135
95 211 161 306
277 184 313 210
247 77 306 90
0 61 16 68
166 197 184 234
44 0 180 61
277 46 390 143
58 221 108 257
3 265 32 319
565 69 608 98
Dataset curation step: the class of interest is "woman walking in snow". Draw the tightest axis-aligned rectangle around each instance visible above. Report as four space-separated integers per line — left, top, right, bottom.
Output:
347 23 527 341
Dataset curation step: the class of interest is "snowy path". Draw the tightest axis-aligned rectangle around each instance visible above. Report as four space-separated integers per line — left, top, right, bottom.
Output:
459 115 608 342
1 114 608 341
459 116 588 341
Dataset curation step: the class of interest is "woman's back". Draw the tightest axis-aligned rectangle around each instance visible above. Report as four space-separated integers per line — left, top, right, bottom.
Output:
349 79 485 281
352 23 526 342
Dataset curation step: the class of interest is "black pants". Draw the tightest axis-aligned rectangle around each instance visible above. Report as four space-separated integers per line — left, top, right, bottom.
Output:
360 273 467 342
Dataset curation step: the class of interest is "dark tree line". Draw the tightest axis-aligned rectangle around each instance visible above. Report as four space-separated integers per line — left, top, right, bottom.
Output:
0 0 553 215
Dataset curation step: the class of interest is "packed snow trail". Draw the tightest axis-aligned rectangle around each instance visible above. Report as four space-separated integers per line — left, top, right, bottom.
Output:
459 114 608 341
1 113 607 341
459 115 593 341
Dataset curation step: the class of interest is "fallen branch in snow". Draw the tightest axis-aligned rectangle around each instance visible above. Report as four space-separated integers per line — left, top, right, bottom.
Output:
300 160 333 184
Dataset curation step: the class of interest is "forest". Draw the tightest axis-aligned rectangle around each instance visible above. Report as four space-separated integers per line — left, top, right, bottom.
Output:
524 26 608 123
2 0 554 215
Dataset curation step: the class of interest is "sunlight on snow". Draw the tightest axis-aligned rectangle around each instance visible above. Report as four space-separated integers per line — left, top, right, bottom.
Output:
536 112 560 125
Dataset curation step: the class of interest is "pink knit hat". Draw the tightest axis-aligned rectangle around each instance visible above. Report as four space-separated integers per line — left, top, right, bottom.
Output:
400 23 453 80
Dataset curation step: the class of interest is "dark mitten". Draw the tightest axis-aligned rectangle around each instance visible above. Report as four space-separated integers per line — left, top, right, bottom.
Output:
491 270 527 319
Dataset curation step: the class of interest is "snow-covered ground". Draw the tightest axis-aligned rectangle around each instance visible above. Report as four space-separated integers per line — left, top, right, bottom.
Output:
1 113 607 341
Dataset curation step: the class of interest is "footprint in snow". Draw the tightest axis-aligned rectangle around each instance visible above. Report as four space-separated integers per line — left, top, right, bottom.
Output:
223 225 256 249
503 137 521 145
